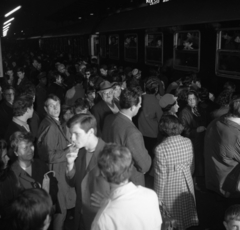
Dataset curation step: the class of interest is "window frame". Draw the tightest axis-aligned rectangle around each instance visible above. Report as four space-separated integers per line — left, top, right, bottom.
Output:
109 34 120 60
124 33 138 63
215 28 240 79
145 32 163 66
173 30 201 72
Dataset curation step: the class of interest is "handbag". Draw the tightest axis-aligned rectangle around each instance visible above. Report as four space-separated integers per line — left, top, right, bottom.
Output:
159 202 179 230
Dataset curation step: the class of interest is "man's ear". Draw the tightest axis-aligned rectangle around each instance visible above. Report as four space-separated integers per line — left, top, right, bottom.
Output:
130 105 135 112
14 151 18 157
223 221 228 230
44 106 47 113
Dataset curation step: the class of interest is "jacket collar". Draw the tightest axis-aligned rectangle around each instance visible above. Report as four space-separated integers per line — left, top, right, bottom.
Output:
79 138 105 177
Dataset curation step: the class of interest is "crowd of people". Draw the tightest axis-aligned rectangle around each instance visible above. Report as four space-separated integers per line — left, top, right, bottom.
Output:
0 49 240 230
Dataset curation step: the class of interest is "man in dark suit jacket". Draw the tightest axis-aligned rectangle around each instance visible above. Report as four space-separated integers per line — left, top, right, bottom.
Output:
102 88 151 186
66 114 110 230
5 95 34 143
0 86 14 139
91 81 120 137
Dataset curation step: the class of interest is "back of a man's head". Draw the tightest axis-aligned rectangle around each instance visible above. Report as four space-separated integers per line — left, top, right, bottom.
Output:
10 188 53 230
98 143 133 184
13 95 33 117
119 88 141 110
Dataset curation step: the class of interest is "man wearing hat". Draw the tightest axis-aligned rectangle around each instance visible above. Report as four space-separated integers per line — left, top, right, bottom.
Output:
91 81 120 137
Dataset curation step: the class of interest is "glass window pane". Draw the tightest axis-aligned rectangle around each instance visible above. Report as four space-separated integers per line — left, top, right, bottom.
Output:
109 35 119 59
145 33 163 65
220 29 240 50
174 31 200 71
100 35 106 58
124 34 138 62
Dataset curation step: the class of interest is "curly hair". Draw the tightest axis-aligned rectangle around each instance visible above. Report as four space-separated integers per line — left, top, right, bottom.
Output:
98 143 133 184
159 115 184 137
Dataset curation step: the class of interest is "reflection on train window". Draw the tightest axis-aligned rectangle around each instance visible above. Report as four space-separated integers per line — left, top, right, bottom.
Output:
145 33 163 66
124 34 138 62
100 35 106 58
216 29 240 78
174 31 200 71
109 35 119 60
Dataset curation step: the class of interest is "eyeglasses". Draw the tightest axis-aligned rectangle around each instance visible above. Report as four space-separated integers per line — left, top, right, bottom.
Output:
102 90 113 97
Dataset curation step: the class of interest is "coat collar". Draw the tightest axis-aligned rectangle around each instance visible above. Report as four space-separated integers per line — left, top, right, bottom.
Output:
79 138 105 177
11 161 38 187
45 115 69 142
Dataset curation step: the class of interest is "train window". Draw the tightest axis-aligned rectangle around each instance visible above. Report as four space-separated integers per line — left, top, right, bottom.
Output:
173 31 200 72
100 35 106 58
109 35 119 60
216 29 240 78
124 34 138 62
145 33 163 66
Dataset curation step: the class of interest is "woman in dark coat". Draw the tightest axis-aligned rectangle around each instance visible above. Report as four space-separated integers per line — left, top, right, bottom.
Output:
9 132 58 208
179 90 206 180
0 139 21 228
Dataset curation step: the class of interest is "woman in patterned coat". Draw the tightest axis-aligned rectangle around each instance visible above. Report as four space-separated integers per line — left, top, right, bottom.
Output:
154 115 198 230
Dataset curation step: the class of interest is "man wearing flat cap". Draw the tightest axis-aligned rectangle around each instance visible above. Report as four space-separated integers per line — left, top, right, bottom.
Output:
91 81 120 137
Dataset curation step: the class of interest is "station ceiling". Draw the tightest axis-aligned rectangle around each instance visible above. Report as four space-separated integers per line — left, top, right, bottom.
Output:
0 0 147 37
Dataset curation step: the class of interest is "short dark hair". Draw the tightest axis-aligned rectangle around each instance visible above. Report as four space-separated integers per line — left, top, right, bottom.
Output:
74 98 90 114
119 88 141 109
19 84 36 99
187 90 199 102
10 131 34 154
61 104 73 115
159 115 184 137
67 113 97 134
98 143 133 184
3 85 15 94
10 188 53 230
13 95 33 117
16 67 25 73
44 94 60 106
224 204 240 223
228 95 240 118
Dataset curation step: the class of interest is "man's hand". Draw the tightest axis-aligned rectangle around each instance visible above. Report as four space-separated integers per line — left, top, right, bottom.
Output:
90 191 108 208
66 145 79 171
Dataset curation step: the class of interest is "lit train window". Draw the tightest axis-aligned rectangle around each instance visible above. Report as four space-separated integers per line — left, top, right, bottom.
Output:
145 33 163 66
100 35 106 58
109 35 119 60
173 31 200 72
216 29 240 79
124 34 138 62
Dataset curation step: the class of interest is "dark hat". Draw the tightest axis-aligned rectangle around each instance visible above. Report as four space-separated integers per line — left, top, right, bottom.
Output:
159 94 177 108
98 81 115 92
